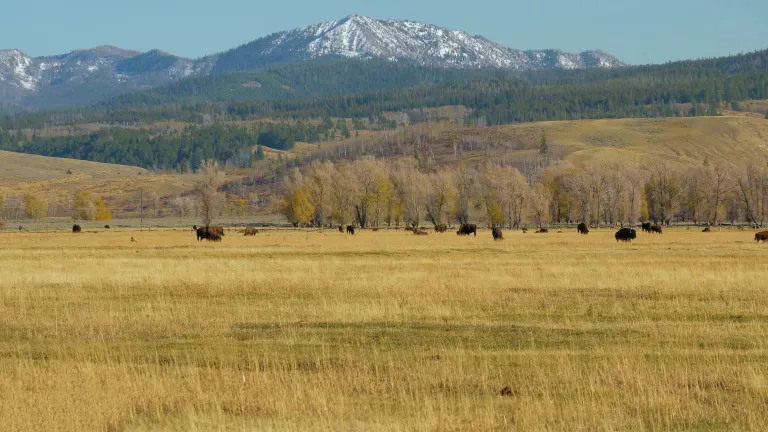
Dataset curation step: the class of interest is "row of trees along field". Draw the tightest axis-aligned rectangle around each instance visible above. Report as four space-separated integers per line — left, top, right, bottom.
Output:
279 156 768 229
0 192 111 222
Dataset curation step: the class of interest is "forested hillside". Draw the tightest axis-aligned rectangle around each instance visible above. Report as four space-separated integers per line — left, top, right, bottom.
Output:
0 49 766 171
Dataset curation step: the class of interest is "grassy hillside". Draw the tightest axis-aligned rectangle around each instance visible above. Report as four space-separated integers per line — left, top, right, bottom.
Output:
314 116 768 169
0 151 201 211
508 116 768 166
3 116 767 220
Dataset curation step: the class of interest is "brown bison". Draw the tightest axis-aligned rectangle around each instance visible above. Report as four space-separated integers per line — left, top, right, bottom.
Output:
536 228 549 234
371 227 379 232
413 230 429 236
755 231 768 242
72 224 82 233
244 226 258 236
492 227 503 240
641 222 652 233
577 223 589 235
651 225 663 234
456 224 477 236
615 228 637 242
338 225 344 233
196 226 225 241
346 225 355 235
435 224 447 233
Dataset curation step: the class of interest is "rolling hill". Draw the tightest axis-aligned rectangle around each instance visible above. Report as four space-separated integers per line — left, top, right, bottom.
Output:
3 116 767 220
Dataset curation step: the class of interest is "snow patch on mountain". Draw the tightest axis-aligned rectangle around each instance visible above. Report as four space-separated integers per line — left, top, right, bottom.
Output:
259 14 624 70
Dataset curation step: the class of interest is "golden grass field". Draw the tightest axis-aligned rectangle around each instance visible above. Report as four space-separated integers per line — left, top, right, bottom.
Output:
2 227 768 431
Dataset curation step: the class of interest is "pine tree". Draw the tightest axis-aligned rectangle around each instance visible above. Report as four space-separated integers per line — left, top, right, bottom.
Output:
255 145 266 161
539 132 549 154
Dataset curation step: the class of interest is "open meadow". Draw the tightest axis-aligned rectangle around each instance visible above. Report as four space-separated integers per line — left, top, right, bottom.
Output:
1 228 768 430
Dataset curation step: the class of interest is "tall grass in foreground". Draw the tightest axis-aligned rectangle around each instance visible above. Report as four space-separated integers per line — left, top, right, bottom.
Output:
1 229 767 431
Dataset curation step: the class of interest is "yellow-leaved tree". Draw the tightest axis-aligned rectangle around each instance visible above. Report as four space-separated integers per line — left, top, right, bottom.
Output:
94 199 112 221
73 192 111 220
23 194 48 220
281 187 313 227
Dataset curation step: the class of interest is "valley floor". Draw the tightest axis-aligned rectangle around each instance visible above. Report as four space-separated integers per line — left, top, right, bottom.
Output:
1 229 767 430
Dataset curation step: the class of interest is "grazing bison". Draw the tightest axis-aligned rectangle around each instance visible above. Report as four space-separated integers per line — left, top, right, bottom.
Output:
521 228 528 234
641 222 652 233
346 225 355 235
702 227 712 233
577 223 589 235
615 228 637 242
755 231 768 242
338 225 344 233
536 228 549 234
371 227 380 232
72 224 82 233
434 224 447 233
413 230 429 236
244 226 258 236
196 226 224 241
456 224 477 236
651 225 663 234
492 227 504 240
104 225 110 229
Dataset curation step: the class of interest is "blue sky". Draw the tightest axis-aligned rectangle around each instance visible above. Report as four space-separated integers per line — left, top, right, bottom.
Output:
3 0 766 65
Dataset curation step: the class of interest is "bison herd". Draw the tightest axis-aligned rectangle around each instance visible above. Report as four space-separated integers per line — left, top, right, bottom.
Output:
58 221 768 245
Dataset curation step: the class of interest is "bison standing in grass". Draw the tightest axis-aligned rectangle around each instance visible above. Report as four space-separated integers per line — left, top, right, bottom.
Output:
72 224 82 233
641 222 652 233
615 228 637 242
346 225 355 235
536 228 549 234
755 231 768 242
413 230 429 236
196 226 225 242
492 227 503 240
434 224 447 233
456 224 477 236
577 223 589 235
651 225 663 234
244 226 258 236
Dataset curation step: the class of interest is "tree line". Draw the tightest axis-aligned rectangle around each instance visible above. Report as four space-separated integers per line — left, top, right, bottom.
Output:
3 49 767 130
279 156 768 229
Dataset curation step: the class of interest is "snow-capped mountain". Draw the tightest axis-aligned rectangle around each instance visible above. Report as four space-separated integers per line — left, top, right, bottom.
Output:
214 14 623 71
0 15 624 110
0 46 215 109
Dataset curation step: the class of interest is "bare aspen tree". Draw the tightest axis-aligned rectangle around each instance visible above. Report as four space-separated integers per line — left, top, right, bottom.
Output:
425 168 456 228
736 162 768 227
623 166 646 226
330 163 355 225
387 161 408 227
195 160 221 227
566 170 592 225
348 157 389 228
453 165 477 225
528 183 552 229
602 162 626 227
707 163 730 225
681 166 709 224
645 159 682 224
306 160 334 226
403 170 427 228
482 163 527 228
368 160 391 228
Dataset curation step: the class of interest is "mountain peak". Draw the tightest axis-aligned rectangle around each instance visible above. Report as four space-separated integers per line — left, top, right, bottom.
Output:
246 15 624 70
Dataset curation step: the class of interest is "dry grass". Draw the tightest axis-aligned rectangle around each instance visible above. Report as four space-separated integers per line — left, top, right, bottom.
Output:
1 228 768 430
